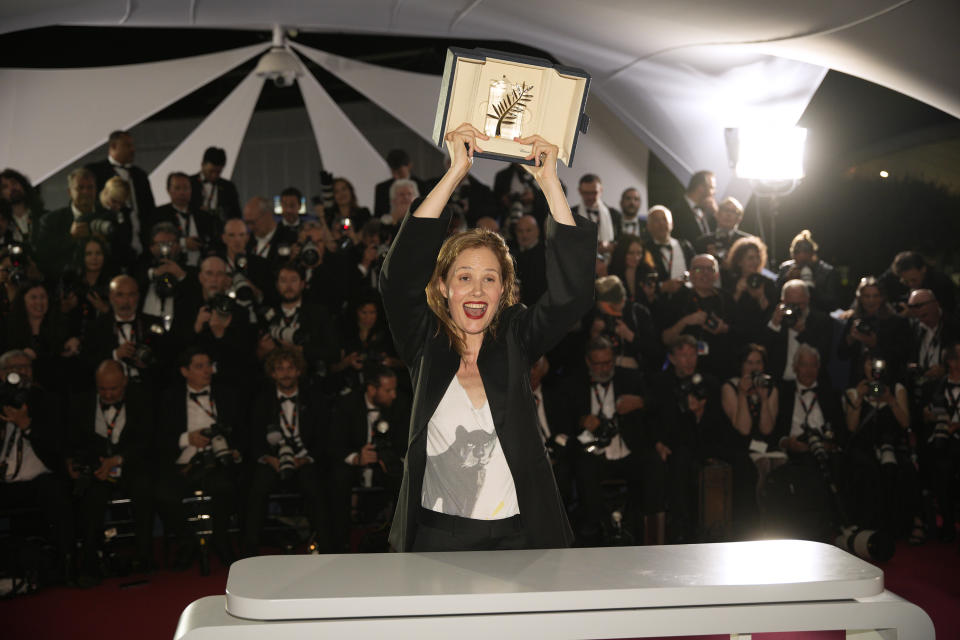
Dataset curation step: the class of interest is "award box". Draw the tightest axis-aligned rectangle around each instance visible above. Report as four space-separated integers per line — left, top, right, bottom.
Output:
433 47 591 167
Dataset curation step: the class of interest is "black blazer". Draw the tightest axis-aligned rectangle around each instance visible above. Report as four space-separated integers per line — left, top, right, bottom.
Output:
156 382 243 465
151 204 218 252
771 379 844 452
670 197 713 244
776 259 843 313
189 174 241 221
247 384 327 462
330 388 410 464
380 200 597 551
695 229 752 258
246 225 299 272
645 237 696 282
761 308 835 382
571 204 623 242
35 206 105 279
67 385 154 467
513 242 547 306
561 367 648 451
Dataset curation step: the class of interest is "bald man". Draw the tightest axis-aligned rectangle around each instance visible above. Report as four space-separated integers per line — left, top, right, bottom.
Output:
511 215 547 305
908 288 960 382
762 279 834 383
243 196 298 270
67 360 156 579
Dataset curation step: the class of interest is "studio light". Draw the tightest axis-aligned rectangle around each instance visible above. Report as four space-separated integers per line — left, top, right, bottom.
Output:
880 170 889 178
254 24 303 88
729 126 807 181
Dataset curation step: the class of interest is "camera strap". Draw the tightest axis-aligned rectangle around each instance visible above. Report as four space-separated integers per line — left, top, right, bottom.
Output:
99 402 124 445
798 389 819 422
1 423 24 481
191 394 217 421
944 383 960 421
278 400 299 435
592 381 614 418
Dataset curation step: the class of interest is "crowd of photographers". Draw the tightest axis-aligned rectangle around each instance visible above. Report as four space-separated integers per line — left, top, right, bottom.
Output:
0 130 957 589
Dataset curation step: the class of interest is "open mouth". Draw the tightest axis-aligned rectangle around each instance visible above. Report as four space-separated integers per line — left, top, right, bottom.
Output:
463 302 488 320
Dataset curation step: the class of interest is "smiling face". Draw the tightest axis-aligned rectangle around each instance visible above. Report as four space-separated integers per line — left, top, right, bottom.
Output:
84 240 105 273
439 247 504 337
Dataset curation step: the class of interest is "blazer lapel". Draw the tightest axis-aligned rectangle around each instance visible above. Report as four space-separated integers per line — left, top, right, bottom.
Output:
411 333 460 443
477 332 508 436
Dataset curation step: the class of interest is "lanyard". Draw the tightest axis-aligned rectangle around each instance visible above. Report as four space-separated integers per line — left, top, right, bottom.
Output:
1 424 24 480
205 183 216 210
191 394 217 421
660 244 673 276
592 382 613 417
100 402 124 444
798 389 818 422
945 384 960 421
922 324 942 369
278 399 298 435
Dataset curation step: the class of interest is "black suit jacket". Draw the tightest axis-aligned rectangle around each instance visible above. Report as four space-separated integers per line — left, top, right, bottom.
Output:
4 387 64 477
695 229 752 258
67 385 154 467
247 383 327 462
86 159 155 247
81 312 172 387
771 379 844 451
670 197 713 244
777 259 843 313
645 237 696 282
331 388 410 464
157 383 244 465
189 174 241 221
246 225 299 273
379 199 597 551
571 204 623 243
513 242 547 306
151 204 218 255
35 205 108 279
761 308 835 382
562 368 648 451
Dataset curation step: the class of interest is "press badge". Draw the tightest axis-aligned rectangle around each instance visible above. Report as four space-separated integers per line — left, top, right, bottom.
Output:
697 340 709 356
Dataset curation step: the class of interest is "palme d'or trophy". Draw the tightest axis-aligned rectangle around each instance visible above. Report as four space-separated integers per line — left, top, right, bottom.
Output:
433 48 592 167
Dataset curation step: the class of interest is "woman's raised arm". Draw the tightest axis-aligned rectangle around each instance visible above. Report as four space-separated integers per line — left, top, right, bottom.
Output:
413 123 489 219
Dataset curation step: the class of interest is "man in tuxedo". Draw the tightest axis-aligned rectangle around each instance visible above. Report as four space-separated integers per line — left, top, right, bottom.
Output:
492 162 548 227
511 215 547 306
86 130 155 255
220 218 271 307
154 172 217 268
572 173 622 250
0 168 44 248
190 146 241 222
644 205 695 297
762 279 834 384
66 361 155 580
0 350 74 582
695 196 752 261
529 356 575 505
134 222 195 336
155 347 243 564
276 186 315 234
82 275 170 391
329 365 408 551
774 344 843 456
776 230 842 313
257 262 340 383
907 288 960 385
618 187 646 239
243 196 298 272
565 337 654 543
886 251 958 315
36 167 108 279
373 149 425 218
378 178 419 239
242 346 331 556
670 170 715 244
297 220 356 311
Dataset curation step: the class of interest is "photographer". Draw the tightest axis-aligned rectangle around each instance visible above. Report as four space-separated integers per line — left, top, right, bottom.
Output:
607 233 658 307
59 237 115 340
530 356 576 507
0 350 74 585
242 346 332 556
565 337 657 544
662 253 737 379
243 196 299 272
648 335 723 543
153 172 217 268
839 276 912 386
919 341 960 542
844 352 924 542
257 262 340 386
764 345 846 540
644 206 695 297
776 230 842 314
587 275 663 376
723 236 776 340
330 365 408 552
762 279 833 383
336 291 402 395
883 251 957 317
906 288 960 387
83 275 170 390
133 222 194 333
695 196 751 261
155 348 243 566
66 361 155 582
296 220 355 312
4 280 79 392
219 218 271 308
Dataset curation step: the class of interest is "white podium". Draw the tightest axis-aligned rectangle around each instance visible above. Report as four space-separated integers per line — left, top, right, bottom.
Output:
175 540 934 639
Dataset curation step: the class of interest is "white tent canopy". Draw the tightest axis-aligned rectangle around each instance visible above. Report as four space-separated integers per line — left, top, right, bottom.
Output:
1 0 957 204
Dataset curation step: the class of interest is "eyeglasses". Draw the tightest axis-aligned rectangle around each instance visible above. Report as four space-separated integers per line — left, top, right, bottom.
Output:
690 266 715 273
907 300 934 309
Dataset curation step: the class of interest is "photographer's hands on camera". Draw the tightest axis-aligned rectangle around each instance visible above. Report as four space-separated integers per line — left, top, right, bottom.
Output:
681 309 729 335
772 303 806 333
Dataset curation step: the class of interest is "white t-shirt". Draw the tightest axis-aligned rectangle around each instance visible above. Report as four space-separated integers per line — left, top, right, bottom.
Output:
421 376 519 520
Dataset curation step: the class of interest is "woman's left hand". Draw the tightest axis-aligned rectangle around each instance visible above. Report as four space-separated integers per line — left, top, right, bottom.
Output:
444 123 489 174
516 134 559 182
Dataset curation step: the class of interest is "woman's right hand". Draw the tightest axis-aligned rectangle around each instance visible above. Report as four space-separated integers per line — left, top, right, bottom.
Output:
444 123 488 174
517 134 559 183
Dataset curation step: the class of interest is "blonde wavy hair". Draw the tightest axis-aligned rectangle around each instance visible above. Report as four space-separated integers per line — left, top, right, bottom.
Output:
425 228 519 355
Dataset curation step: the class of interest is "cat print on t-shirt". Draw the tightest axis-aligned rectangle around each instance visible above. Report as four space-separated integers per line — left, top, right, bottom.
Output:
422 425 497 516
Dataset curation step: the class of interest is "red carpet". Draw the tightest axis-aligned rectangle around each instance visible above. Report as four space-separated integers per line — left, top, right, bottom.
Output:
3 539 958 639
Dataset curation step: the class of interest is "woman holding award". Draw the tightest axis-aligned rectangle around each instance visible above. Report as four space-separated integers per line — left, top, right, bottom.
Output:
380 123 597 552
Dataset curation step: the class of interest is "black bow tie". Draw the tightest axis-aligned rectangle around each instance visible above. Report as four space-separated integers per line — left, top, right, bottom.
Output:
367 407 380 413
117 320 133 327
801 387 818 394
190 390 210 401
947 382 960 390
279 395 297 405
100 402 123 413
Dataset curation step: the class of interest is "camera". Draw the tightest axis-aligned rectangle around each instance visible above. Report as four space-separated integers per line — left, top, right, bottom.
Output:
584 415 619 455
208 293 236 317
128 323 166 369
266 427 296 481
927 419 954 450
78 213 115 237
643 272 660 288
750 371 774 390
298 240 321 268
865 359 887 398
0 372 28 409
234 253 249 272
200 423 234 467
151 242 180 298
854 318 874 336
677 373 707 412
5 243 30 287
876 442 897 467
703 312 719 331
371 420 399 472
781 304 800 329
746 273 764 289
800 423 831 466
227 272 256 305
269 323 306 346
